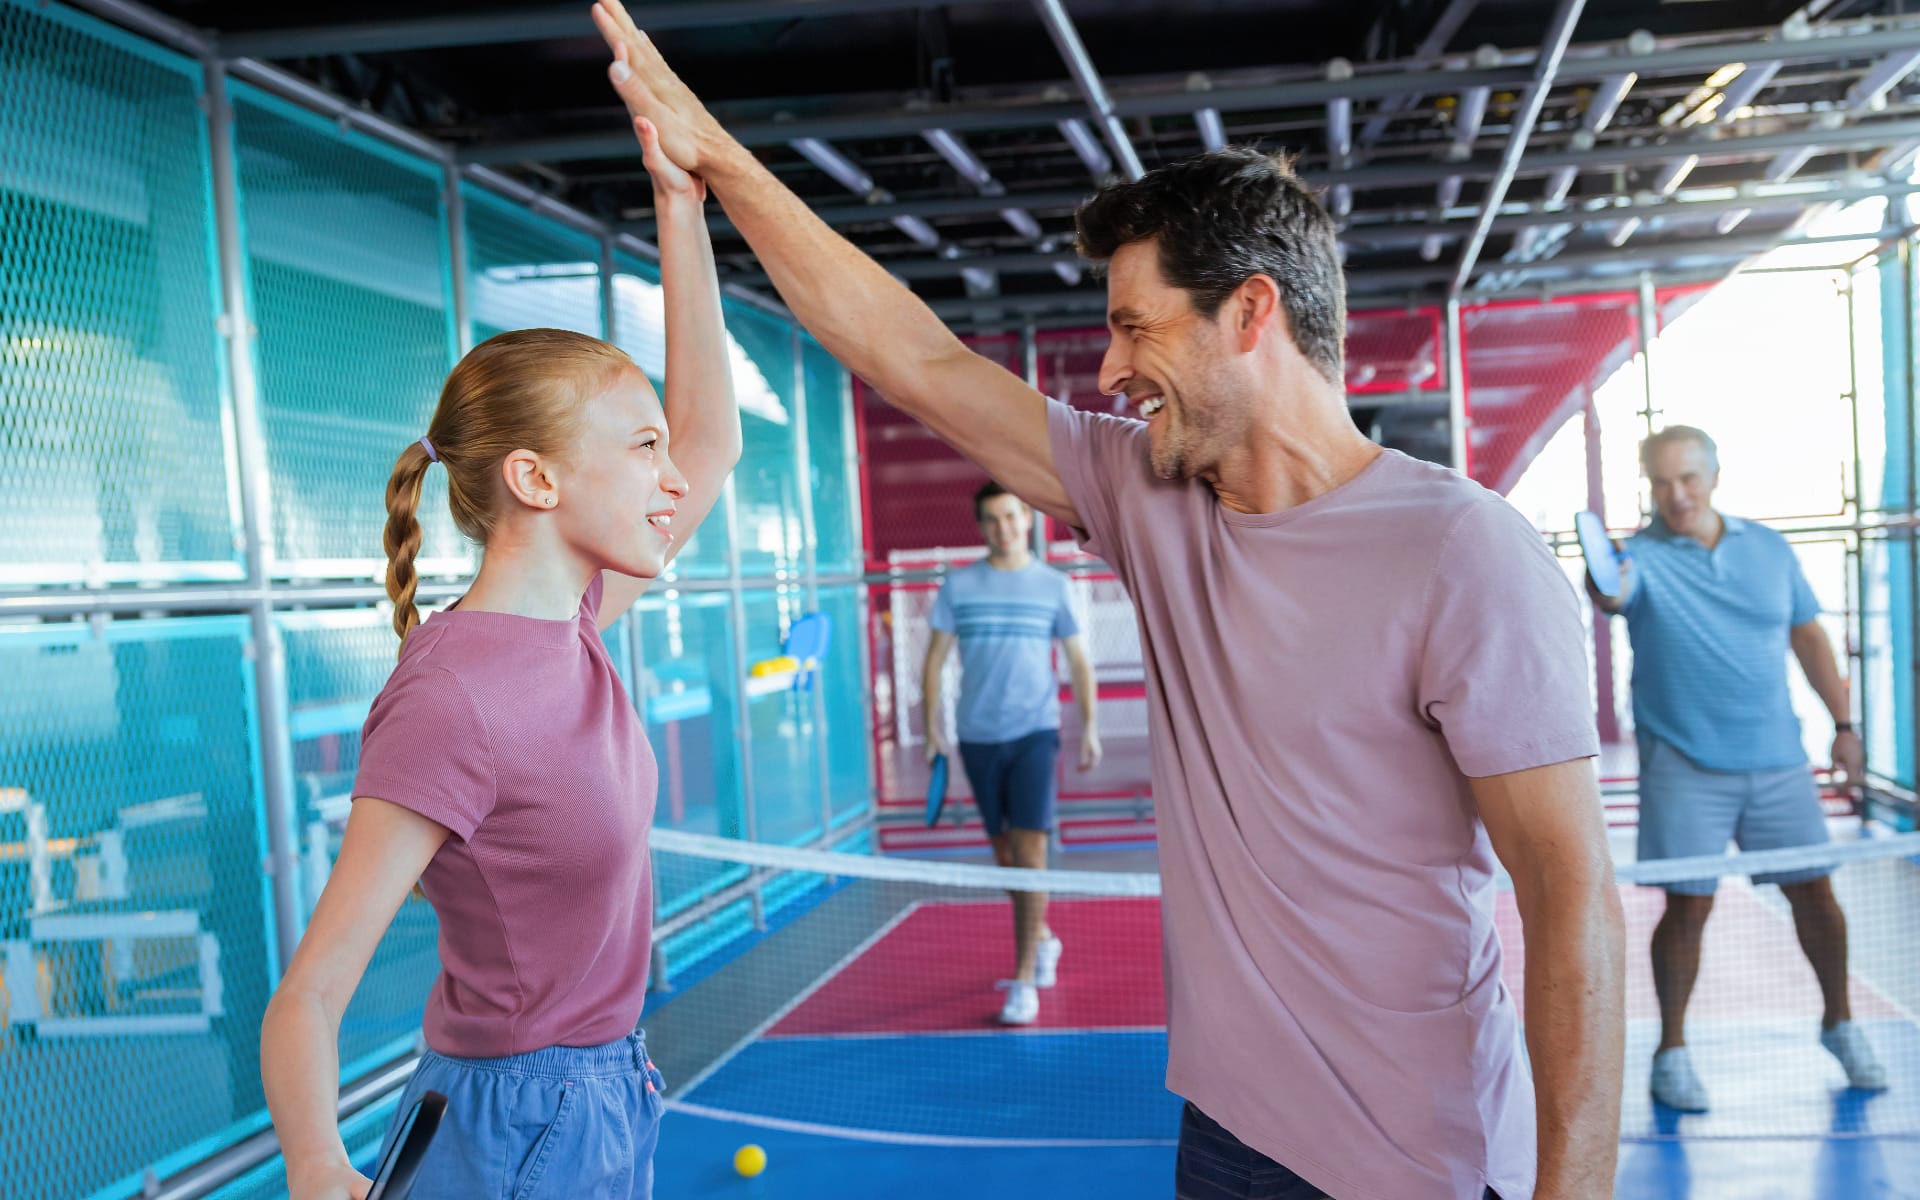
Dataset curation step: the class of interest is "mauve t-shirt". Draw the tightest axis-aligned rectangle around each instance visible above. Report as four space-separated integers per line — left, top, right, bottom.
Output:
353 575 657 1058
1049 401 1598 1200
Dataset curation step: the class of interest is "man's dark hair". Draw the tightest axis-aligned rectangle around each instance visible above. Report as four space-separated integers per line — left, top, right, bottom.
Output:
973 480 1020 520
1075 148 1346 384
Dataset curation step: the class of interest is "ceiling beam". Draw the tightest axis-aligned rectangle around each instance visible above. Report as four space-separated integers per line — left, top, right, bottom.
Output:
1033 0 1144 180
1452 0 1587 295
221 0 1005 59
462 20 1920 166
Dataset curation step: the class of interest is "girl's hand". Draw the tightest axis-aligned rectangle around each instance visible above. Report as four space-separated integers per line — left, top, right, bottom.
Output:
634 115 705 204
286 1159 372 1200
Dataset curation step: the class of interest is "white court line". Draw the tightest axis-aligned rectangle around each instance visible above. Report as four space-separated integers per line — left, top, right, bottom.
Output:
665 1099 1177 1149
666 900 924 1101
761 1024 1168 1041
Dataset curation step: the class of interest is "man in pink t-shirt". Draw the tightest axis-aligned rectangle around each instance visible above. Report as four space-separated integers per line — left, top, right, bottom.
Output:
603 30 1627 1198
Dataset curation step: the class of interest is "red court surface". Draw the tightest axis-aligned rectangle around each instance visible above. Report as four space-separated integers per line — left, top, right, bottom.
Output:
769 897 1166 1035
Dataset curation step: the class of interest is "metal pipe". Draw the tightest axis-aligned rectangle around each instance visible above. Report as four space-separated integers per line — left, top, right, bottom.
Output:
1449 0 1588 297
465 55 1920 170
222 0 1007 58
1445 298 1468 471
789 328 832 841
721 476 761 864
1357 0 1484 146
141 1053 421 1200
1637 271 1660 448
202 61 306 975
1196 107 1228 152
1032 0 1145 181
446 165 473 358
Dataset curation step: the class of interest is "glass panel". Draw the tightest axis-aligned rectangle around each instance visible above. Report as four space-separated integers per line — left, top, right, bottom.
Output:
1860 538 1911 790
634 591 746 915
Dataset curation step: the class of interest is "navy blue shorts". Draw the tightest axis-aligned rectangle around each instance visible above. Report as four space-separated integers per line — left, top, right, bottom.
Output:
958 729 1059 835
1175 1104 1503 1199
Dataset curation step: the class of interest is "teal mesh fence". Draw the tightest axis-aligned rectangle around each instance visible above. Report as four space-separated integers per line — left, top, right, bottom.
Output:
804 335 860 576
229 85 463 579
726 302 804 578
0 0 240 585
0 617 273 1200
278 612 439 1079
462 184 603 345
202 1093 401 1200
610 251 731 578
635 590 748 917
2 5 860 1195
743 586 826 847
816 585 873 827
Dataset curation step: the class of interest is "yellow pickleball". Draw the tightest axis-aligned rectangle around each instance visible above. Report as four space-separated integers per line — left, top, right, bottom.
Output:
733 1143 767 1178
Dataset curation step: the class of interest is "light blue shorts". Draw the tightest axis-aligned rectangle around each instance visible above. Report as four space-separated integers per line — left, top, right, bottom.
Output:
373 1030 665 1200
1636 733 1832 896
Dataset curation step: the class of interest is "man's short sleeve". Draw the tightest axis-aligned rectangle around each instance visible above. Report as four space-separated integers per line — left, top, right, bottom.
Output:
1417 500 1600 778
1045 399 1152 565
1052 576 1081 639
1787 545 1821 627
929 576 958 635
352 665 498 840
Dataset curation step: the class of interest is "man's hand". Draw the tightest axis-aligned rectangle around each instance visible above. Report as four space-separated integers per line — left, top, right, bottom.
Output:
925 732 954 766
1832 728 1865 787
1584 539 1633 615
1079 729 1103 772
592 0 727 176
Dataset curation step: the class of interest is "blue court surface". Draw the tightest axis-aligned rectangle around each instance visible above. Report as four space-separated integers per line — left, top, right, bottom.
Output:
648 873 1920 1200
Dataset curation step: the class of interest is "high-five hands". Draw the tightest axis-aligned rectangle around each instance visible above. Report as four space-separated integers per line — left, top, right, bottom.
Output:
591 1 725 178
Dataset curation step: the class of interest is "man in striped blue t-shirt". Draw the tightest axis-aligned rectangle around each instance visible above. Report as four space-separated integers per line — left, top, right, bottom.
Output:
1594 425 1885 1112
924 481 1101 1025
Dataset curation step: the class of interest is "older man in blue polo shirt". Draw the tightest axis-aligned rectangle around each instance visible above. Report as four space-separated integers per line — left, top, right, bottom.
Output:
1594 424 1886 1112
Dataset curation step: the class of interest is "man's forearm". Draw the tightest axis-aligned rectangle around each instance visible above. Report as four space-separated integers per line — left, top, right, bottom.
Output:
1523 880 1626 1196
1071 661 1097 733
1792 627 1851 723
700 139 965 402
922 662 945 747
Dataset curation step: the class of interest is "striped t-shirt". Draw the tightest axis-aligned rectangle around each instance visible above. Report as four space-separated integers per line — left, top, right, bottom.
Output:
1621 514 1822 771
929 559 1079 744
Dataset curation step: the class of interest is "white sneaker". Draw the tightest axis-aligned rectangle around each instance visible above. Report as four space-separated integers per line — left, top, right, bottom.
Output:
997 980 1039 1025
1650 1046 1710 1112
1822 1021 1890 1091
1035 935 1063 989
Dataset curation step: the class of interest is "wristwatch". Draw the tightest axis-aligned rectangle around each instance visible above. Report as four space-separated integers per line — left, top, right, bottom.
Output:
1835 721 1855 734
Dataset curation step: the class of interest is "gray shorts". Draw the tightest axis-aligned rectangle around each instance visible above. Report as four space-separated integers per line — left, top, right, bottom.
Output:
1636 733 1832 896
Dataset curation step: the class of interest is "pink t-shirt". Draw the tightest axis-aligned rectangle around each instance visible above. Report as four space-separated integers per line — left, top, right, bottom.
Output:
1049 402 1597 1200
353 575 657 1058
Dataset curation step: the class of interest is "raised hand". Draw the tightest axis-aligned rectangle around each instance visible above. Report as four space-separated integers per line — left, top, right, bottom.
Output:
633 115 704 203
591 0 724 177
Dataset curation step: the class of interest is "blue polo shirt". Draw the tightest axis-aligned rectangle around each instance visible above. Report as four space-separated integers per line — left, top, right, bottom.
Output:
1620 514 1821 771
930 559 1079 744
